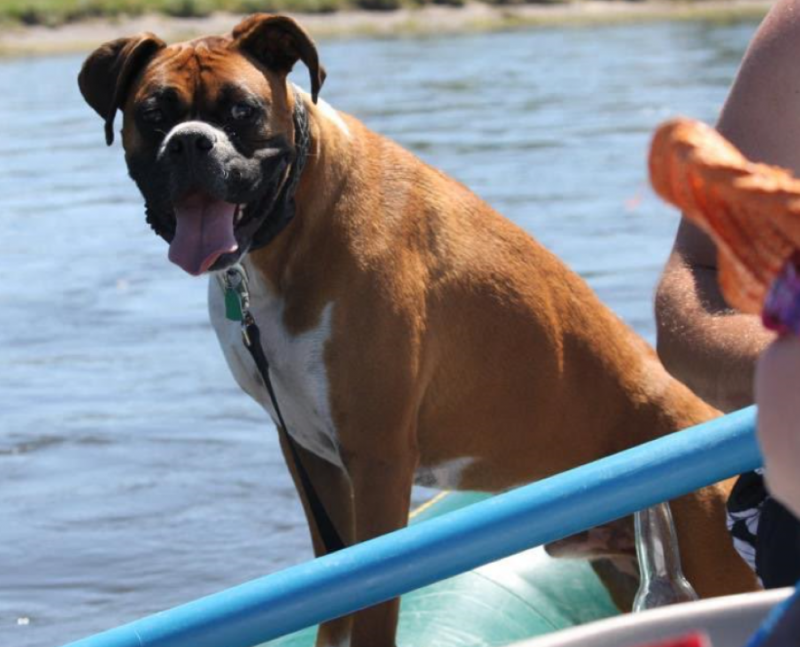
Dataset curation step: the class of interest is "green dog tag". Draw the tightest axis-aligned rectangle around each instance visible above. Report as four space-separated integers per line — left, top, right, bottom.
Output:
225 287 244 322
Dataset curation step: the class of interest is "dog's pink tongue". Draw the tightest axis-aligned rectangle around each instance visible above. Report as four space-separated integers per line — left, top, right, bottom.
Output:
168 195 238 276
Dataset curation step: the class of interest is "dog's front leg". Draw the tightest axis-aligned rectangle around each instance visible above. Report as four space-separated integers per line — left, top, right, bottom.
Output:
344 442 418 647
277 431 356 647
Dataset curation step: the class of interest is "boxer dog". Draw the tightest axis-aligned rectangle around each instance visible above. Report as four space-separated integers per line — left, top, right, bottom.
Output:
79 15 758 647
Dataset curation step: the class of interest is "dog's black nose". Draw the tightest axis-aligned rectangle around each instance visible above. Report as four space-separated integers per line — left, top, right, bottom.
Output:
167 131 215 156
167 138 183 155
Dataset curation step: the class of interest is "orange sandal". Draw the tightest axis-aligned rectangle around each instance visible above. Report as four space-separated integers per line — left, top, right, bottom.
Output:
649 118 800 320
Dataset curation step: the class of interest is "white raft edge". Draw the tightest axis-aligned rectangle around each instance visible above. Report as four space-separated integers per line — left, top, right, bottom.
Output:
515 588 793 647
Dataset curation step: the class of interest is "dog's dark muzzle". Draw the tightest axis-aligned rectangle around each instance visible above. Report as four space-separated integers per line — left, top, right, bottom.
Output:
159 122 236 204
142 89 311 258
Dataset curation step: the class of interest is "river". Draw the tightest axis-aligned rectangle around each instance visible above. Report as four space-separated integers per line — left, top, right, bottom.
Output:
0 19 759 647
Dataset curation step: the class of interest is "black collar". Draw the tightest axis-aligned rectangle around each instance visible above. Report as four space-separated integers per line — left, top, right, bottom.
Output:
249 88 311 252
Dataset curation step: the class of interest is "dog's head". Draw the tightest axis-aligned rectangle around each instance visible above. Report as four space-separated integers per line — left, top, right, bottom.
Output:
79 14 326 275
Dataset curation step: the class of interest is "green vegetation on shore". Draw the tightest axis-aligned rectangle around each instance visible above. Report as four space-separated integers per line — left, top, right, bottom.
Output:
0 0 770 36
0 0 327 25
0 0 770 58
0 0 553 25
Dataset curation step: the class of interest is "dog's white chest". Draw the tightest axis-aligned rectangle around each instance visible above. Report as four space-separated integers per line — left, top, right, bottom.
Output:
208 267 341 467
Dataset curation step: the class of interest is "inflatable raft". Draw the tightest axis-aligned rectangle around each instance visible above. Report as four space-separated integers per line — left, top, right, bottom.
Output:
268 490 795 647
61 409 763 647
266 491 620 647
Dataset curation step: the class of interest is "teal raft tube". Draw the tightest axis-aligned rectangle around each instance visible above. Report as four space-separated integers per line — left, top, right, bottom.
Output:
266 491 620 647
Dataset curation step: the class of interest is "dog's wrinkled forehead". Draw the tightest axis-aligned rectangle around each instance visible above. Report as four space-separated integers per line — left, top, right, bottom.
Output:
121 37 295 151
130 39 289 115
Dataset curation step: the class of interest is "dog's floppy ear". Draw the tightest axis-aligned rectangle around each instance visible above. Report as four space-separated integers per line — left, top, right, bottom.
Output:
232 14 326 104
78 33 166 146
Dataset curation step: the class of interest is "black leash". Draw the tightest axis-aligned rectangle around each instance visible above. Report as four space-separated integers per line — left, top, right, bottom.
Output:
150 87 345 554
223 265 346 556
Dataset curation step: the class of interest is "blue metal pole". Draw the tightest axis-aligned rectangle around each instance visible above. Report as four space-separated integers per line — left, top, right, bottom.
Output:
63 407 761 647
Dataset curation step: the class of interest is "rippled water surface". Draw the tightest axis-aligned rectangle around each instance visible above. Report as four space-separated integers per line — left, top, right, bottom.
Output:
0 20 759 647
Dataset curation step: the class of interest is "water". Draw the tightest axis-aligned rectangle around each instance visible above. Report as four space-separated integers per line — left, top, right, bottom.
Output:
0 19 759 647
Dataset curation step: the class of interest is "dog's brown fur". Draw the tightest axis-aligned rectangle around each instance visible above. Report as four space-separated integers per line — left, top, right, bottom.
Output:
80 16 759 647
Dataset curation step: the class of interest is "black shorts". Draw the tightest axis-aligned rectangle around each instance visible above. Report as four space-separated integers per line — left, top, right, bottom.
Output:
727 470 800 588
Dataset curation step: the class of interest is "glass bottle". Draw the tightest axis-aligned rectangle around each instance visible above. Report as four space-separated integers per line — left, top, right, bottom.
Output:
632 502 699 612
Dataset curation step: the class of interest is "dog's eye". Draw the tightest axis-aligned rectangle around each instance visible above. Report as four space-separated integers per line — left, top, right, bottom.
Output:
142 108 165 125
230 103 255 121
